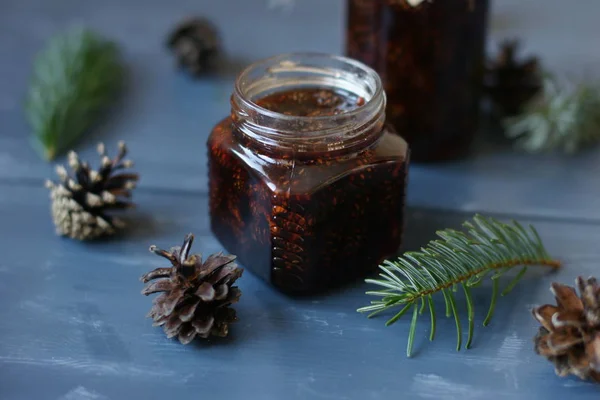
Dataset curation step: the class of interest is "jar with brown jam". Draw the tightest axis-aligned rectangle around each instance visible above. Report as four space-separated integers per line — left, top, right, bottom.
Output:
208 53 409 294
346 0 490 162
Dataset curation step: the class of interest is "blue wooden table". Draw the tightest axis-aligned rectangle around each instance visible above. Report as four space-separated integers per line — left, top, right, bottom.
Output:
2 0 599 399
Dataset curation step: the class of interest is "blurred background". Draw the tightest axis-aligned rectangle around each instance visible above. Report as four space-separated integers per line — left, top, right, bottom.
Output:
2 0 599 217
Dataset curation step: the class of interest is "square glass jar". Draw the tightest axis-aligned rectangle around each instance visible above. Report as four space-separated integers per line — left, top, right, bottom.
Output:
208 53 409 294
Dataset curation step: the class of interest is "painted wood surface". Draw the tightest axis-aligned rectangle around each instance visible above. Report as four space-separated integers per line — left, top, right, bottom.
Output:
1 0 599 399
1 185 599 399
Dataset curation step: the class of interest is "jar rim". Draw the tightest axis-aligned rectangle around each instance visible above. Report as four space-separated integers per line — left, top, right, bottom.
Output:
231 52 386 157
233 52 384 122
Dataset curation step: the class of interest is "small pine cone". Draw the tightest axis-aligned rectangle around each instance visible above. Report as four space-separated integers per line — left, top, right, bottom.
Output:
45 141 138 240
166 16 220 76
532 276 600 383
140 234 243 344
484 39 543 116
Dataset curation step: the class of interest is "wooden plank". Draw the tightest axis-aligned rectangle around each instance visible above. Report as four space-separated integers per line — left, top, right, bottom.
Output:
0 185 598 399
2 0 600 220
408 135 600 221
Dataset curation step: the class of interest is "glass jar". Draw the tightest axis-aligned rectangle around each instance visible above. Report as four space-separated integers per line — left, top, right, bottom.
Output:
207 53 409 294
346 0 490 162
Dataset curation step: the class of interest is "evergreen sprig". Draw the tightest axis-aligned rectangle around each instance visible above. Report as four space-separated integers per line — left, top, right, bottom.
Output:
502 75 600 154
357 214 560 357
25 26 124 161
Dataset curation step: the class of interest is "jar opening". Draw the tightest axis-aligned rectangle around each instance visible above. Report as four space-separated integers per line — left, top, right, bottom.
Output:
231 53 386 156
236 53 381 119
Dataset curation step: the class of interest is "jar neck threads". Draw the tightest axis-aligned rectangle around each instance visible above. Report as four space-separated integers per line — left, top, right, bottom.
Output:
230 53 386 157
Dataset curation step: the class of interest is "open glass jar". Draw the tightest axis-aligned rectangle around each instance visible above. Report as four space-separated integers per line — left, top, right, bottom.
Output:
208 53 409 294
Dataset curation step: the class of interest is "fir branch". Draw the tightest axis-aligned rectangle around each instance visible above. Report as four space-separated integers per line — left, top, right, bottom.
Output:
357 214 560 357
25 26 124 161
502 74 600 154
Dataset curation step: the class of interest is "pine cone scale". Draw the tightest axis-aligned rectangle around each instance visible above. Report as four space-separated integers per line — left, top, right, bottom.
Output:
165 313 183 331
218 266 243 284
579 277 600 324
200 254 235 274
228 288 242 304
160 289 185 316
551 283 584 311
553 310 586 328
191 316 214 337
534 304 558 331
141 268 172 283
214 284 228 300
590 335 600 369
75 168 89 185
141 279 177 295
546 329 584 353
178 326 197 345
534 330 552 356
152 315 168 327
196 282 216 301
204 253 235 269
178 299 201 322
569 349 591 372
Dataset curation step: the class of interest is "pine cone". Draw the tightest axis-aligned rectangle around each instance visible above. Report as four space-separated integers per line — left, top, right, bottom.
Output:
140 234 243 344
166 16 220 76
484 39 542 116
45 141 138 240
532 276 600 382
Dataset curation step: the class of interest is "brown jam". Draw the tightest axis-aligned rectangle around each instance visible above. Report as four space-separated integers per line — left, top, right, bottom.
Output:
256 88 366 116
208 77 409 294
346 0 489 162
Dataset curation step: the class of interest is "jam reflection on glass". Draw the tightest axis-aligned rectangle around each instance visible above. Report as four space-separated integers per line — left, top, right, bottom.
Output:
346 0 489 162
208 88 409 294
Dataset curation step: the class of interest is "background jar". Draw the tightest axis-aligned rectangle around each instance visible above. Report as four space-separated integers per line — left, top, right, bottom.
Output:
207 53 410 294
346 0 490 162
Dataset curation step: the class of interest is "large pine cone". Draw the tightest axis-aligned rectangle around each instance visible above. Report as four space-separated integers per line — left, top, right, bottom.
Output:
45 141 138 240
532 276 600 382
484 39 542 117
141 234 243 344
